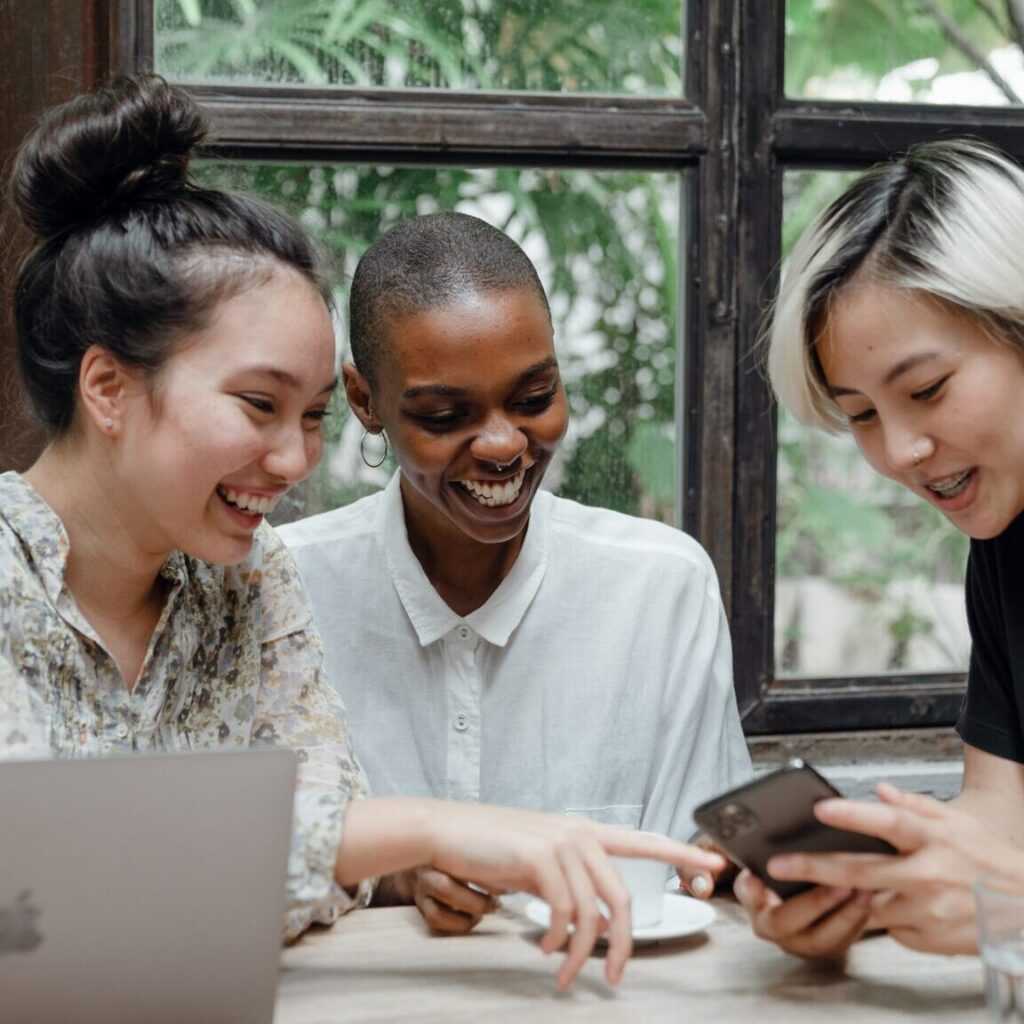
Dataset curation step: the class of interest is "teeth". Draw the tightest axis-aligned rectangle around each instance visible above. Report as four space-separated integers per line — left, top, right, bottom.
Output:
218 487 281 516
458 470 525 507
926 470 971 499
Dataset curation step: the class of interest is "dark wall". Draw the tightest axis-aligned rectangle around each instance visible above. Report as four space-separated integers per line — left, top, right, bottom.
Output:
0 0 115 470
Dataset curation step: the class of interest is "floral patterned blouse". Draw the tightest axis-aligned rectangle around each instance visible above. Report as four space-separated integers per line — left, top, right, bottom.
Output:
0 472 371 940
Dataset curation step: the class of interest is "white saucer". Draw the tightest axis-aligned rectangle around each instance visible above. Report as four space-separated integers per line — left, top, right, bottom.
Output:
522 893 716 944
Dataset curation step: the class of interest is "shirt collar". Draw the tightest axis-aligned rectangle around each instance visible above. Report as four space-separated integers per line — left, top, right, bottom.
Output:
376 471 551 648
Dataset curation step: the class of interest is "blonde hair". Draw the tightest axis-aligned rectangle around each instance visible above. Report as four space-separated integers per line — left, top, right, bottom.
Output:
767 140 1024 432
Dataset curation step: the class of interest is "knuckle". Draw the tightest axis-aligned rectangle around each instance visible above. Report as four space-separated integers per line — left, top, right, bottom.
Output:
549 897 573 920
605 890 631 915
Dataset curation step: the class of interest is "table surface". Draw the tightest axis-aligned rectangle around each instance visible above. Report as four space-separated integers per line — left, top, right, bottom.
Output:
274 896 987 1023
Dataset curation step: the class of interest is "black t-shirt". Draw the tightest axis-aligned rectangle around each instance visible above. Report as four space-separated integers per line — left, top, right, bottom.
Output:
957 510 1024 764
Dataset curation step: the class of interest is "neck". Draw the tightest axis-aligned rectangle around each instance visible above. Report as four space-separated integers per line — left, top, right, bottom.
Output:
25 442 168 623
399 477 526 616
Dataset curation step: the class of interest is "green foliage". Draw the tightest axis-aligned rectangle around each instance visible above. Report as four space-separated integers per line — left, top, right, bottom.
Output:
785 0 1015 99
171 0 995 672
157 0 682 92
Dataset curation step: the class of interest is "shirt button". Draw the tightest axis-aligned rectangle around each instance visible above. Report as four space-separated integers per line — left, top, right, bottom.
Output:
455 625 472 642
114 723 130 740
453 713 469 732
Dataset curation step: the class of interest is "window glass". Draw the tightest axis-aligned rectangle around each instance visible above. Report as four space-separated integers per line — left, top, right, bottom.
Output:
786 0 1024 106
155 0 685 96
774 170 970 680
194 163 682 525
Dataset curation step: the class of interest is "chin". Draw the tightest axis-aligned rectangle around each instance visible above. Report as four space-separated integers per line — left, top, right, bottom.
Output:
464 519 529 545
949 510 1013 542
183 533 257 566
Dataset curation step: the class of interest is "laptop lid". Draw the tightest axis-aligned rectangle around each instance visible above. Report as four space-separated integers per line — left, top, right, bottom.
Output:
0 749 296 1024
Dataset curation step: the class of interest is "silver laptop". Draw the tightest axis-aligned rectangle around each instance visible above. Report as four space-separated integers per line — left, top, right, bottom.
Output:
0 749 296 1024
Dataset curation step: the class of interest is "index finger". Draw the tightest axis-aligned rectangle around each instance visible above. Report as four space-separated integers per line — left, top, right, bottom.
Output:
813 798 933 853
596 828 726 874
767 850 902 891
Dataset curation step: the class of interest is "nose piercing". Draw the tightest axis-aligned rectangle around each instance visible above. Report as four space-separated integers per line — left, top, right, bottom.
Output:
493 450 525 473
912 445 923 466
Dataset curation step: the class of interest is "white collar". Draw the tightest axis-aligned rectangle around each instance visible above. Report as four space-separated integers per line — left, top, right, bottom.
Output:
376 471 551 648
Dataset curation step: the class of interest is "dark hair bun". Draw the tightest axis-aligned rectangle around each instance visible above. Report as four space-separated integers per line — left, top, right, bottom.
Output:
11 73 207 240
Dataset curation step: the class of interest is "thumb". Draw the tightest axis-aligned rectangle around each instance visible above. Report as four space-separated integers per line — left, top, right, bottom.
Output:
676 866 714 899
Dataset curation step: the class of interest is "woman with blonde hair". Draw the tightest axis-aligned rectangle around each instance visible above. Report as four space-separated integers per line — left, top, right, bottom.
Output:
741 140 1024 959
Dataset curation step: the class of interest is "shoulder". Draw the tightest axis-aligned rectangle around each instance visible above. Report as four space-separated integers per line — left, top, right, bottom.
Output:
177 523 313 641
544 493 718 584
277 489 382 555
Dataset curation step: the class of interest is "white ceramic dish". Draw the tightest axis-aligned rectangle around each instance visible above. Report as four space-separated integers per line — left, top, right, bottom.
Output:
521 892 716 944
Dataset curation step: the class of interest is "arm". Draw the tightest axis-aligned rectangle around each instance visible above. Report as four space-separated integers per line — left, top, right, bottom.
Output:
0 655 50 759
952 743 1024 845
336 797 726 989
252 532 373 941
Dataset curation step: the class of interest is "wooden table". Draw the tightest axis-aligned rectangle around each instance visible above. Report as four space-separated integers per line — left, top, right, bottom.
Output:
275 897 986 1023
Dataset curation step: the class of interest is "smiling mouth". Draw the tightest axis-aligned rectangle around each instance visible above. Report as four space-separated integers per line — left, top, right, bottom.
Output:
216 486 284 516
456 470 527 508
924 469 973 500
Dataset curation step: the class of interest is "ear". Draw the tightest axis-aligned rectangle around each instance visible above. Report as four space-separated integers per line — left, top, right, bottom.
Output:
342 361 381 432
78 345 132 435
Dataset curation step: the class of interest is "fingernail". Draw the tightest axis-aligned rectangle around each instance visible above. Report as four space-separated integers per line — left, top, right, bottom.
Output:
690 875 711 896
768 856 793 877
816 799 841 815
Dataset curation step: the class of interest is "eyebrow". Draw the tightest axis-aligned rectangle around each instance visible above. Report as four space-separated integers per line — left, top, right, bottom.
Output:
241 366 338 396
402 357 559 400
827 352 940 398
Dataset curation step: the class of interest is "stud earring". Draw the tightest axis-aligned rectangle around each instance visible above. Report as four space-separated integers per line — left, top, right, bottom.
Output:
103 417 114 431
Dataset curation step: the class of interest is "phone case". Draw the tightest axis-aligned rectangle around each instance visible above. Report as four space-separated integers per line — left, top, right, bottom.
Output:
693 759 896 899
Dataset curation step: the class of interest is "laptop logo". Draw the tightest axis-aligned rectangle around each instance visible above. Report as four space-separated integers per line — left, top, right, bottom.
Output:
0 890 43 954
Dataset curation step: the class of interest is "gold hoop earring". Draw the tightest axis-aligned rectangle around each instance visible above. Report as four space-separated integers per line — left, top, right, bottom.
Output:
360 430 388 469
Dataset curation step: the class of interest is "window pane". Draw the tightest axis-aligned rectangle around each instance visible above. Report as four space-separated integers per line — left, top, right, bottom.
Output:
194 163 682 525
155 1 685 96
774 170 970 680
786 0 1024 106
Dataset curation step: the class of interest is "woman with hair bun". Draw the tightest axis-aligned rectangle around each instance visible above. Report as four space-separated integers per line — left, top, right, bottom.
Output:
738 140 1024 960
0 74 723 988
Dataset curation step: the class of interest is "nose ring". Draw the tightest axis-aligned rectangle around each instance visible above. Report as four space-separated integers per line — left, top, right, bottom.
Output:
493 447 526 473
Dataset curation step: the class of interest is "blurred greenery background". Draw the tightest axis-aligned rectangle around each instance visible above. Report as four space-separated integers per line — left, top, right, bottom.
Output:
156 0 1020 675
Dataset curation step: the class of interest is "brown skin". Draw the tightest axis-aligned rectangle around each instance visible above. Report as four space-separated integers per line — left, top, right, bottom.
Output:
345 286 570 931
346 286 725 932
344 286 569 615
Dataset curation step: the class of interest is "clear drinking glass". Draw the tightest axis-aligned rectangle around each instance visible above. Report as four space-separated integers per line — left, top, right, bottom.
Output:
976 874 1024 1022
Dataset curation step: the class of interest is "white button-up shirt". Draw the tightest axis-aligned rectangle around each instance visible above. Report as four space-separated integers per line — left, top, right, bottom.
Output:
281 473 751 839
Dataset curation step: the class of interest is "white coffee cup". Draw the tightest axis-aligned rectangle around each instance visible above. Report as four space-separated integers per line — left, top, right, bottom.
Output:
611 855 668 929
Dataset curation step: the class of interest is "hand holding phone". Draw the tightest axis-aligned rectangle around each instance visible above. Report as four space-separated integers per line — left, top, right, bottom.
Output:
693 759 896 899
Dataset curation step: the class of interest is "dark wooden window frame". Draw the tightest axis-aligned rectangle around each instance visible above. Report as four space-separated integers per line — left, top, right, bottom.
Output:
10 0 1024 732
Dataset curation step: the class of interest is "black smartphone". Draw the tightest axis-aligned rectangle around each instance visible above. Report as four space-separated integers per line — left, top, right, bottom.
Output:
692 759 896 899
